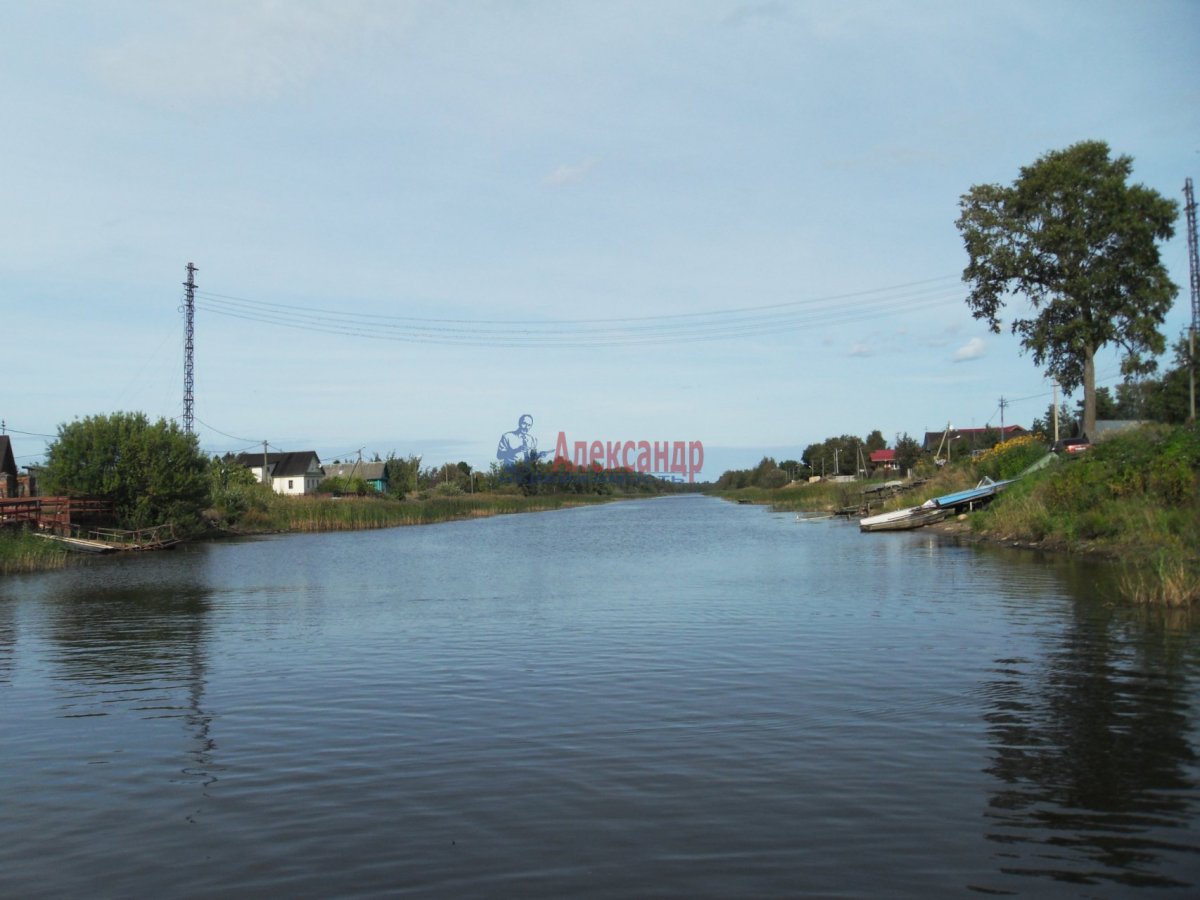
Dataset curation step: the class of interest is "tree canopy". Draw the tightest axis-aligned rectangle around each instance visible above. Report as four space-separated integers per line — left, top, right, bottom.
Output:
893 433 922 472
43 411 211 529
956 140 1178 440
802 435 865 477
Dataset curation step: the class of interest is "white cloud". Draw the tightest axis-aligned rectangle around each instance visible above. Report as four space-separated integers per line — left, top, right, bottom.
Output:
952 337 986 362
848 342 874 358
544 158 598 187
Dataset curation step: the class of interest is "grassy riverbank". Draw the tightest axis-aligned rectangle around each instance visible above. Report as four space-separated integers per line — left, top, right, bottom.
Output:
711 479 868 513
230 490 621 533
970 425 1199 606
712 426 1200 606
0 529 71 575
1 489 645 576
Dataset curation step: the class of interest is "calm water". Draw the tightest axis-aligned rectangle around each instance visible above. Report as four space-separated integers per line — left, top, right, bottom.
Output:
2 496 1198 898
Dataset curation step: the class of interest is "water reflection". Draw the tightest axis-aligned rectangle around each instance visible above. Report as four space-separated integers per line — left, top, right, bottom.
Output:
981 582 1200 889
0 598 13 684
5 503 1199 896
44 574 220 801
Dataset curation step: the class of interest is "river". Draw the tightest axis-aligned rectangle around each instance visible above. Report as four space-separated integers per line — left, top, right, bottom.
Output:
2 495 1198 897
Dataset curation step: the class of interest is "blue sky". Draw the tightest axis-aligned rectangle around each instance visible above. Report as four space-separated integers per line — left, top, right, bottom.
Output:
3 1 1197 478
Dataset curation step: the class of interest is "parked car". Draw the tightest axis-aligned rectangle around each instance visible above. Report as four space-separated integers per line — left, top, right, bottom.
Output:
1053 437 1091 455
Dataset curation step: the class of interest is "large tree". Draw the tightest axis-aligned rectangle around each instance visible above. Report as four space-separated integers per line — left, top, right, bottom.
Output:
43 411 211 529
956 140 1178 440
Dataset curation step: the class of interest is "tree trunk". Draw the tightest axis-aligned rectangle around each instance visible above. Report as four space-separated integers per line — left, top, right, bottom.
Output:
1082 348 1097 440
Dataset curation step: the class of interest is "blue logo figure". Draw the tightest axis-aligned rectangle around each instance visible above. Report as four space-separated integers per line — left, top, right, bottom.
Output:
497 414 549 466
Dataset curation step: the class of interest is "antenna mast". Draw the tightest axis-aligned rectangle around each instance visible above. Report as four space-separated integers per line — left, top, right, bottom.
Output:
183 262 198 435
1185 179 1199 422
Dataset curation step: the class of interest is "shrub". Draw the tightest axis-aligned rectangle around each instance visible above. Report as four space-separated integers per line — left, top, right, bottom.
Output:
973 434 1051 481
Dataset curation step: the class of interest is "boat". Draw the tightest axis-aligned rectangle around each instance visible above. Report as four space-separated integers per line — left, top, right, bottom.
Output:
859 504 948 532
795 513 835 522
930 477 1013 511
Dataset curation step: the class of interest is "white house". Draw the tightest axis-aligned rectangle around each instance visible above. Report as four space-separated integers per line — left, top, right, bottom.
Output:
233 450 324 495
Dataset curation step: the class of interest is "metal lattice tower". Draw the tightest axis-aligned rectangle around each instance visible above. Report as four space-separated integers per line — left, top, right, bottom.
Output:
1185 180 1199 421
1186 180 1199 332
183 262 198 435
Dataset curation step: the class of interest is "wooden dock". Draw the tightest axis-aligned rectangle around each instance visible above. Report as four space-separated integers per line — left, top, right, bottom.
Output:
0 496 115 532
34 524 179 553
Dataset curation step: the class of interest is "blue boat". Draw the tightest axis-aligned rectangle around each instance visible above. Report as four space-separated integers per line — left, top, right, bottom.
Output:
931 477 1014 511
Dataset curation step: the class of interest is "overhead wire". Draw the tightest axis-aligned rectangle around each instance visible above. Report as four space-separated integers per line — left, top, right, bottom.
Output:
196 416 260 445
196 274 961 325
2 426 58 438
192 277 966 348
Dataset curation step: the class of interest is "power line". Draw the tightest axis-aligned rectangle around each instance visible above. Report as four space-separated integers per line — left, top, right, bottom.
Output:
195 416 259 445
192 281 966 348
195 274 961 326
2 426 58 438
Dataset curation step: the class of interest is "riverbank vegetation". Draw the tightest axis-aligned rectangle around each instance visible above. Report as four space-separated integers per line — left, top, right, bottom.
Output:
0 529 70 575
222 489 626 534
42 412 210 532
2 415 687 574
972 424 1199 606
208 455 683 533
711 425 1200 606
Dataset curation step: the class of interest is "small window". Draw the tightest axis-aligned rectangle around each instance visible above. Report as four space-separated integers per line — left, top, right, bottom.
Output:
288 479 294 489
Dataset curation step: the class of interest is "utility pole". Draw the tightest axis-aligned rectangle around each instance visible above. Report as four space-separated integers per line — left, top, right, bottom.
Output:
183 262 198 435
999 396 1008 436
1184 178 1199 422
1052 380 1060 443
262 440 270 486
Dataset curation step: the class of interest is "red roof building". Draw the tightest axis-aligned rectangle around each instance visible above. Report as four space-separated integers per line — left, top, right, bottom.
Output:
869 449 897 471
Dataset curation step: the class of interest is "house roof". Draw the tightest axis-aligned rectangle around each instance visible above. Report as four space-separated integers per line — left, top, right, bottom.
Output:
231 450 322 478
922 425 1027 452
0 436 16 477
323 461 387 480
869 449 895 463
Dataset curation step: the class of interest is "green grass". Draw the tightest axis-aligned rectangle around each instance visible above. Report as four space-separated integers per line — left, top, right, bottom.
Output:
711 480 873 512
0 529 70 575
236 491 621 533
973 423 1200 605
713 425 1199 606
710 467 976 515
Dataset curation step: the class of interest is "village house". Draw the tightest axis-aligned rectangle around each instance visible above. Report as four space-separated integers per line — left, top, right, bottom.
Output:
232 450 324 495
868 448 898 473
322 461 388 493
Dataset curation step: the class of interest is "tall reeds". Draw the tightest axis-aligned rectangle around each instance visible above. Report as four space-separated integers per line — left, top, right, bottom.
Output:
1118 552 1200 607
0 529 70 575
257 492 614 533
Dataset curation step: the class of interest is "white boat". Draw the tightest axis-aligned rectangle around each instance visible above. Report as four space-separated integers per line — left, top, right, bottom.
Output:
859 503 947 532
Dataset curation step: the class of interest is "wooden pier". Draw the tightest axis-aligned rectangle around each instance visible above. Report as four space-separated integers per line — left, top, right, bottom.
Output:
33 524 179 553
1 496 176 552
0 496 115 532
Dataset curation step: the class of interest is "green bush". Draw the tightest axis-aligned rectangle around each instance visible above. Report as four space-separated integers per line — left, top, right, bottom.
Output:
43 411 210 530
973 434 1051 481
